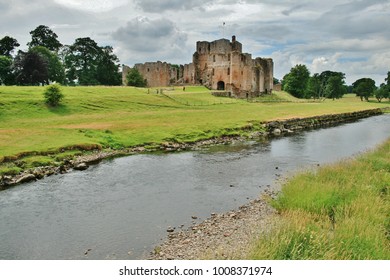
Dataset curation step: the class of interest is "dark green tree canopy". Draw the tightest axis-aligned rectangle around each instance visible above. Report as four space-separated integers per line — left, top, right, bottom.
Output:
28 25 62 52
306 73 323 99
0 55 14 85
352 78 376 101
65 37 102 85
14 50 49 85
65 38 121 85
374 83 389 102
96 46 122 86
0 36 20 57
283 64 310 98
30 46 65 84
353 78 376 101
325 75 346 100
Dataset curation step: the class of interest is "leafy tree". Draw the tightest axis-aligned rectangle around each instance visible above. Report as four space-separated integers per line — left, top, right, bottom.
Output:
0 55 15 85
319 71 345 84
30 46 65 84
306 71 346 99
65 38 121 86
352 78 376 101
96 46 121 85
43 84 64 107
0 36 20 57
65 37 102 85
283 64 310 98
14 50 49 85
28 25 62 52
126 68 146 87
385 71 390 87
325 76 346 100
374 83 389 102
306 73 323 99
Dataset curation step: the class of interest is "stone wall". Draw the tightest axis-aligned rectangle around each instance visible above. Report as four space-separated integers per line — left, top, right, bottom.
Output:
265 109 383 135
193 36 273 98
134 61 177 88
122 36 273 98
122 62 178 87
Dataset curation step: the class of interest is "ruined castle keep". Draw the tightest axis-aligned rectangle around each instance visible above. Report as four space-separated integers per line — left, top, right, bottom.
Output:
122 36 273 98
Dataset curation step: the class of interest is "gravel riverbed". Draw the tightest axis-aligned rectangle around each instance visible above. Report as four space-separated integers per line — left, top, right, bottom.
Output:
148 189 279 260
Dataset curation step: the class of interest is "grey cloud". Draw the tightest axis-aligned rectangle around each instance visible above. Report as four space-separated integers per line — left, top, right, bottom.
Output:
234 22 292 42
112 17 191 65
315 1 390 39
134 0 214 12
0 1 10 11
282 4 306 16
112 17 187 52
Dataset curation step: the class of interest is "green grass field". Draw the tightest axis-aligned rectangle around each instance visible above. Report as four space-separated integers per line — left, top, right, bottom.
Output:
250 139 390 260
0 85 388 165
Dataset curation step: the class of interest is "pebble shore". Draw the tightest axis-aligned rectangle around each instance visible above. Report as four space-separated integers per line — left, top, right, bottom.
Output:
149 190 278 260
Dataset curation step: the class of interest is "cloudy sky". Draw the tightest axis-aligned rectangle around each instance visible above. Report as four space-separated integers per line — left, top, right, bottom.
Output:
1 0 389 84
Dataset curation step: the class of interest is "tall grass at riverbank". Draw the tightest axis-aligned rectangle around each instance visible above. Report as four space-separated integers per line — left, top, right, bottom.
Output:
250 139 390 259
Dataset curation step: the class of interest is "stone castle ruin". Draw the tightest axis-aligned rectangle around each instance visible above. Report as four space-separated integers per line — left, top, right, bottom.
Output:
122 36 273 98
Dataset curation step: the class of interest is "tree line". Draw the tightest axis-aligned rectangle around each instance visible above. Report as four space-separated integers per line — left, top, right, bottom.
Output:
0 25 121 86
282 64 390 102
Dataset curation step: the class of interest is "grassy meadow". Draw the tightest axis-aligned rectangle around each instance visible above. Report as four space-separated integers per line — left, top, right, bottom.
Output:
1 85 389 259
250 139 390 260
0 85 388 172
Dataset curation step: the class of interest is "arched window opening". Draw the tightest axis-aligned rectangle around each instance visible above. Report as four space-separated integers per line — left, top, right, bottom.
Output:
217 81 225 90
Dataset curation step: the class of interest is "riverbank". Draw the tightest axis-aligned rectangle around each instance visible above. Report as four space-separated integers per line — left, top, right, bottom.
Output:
1 86 389 175
150 137 390 260
149 189 279 260
0 108 385 190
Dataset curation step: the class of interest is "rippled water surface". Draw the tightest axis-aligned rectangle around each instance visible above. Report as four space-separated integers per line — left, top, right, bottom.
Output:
0 115 389 259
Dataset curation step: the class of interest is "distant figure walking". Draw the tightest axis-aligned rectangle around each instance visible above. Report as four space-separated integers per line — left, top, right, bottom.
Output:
183 86 186 91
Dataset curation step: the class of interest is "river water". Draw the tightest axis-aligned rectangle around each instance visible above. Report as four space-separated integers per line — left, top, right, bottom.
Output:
0 115 389 260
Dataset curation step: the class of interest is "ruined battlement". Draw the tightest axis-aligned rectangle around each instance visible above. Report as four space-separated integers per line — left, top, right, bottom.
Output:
122 36 273 98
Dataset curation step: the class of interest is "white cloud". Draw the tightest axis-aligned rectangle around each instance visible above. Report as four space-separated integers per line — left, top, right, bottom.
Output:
134 0 214 12
54 0 129 13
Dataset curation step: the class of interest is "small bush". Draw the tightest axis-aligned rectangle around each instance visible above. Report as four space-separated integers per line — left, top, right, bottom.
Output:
43 84 64 107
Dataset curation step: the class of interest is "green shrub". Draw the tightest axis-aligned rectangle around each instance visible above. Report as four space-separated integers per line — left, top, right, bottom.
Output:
43 84 64 106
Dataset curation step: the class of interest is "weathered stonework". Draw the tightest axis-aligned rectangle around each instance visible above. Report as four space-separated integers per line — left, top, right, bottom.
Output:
122 61 178 88
122 36 274 98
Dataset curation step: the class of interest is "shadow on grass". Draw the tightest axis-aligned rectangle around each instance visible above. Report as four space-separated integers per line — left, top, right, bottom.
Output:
46 104 71 115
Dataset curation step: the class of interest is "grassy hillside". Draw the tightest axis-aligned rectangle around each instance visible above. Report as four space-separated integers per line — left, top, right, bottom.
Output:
0 86 388 163
250 138 390 260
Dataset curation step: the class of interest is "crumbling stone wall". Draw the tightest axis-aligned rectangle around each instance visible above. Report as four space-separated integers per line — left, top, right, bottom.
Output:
193 36 274 98
135 61 176 87
122 36 274 98
122 62 178 87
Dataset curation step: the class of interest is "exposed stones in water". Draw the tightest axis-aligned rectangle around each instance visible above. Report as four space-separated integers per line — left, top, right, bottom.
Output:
167 226 175 233
272 128 282 135
15 174 36 184
74 163 89 171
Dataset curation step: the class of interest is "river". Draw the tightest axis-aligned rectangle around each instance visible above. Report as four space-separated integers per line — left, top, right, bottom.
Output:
0 114 389 260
